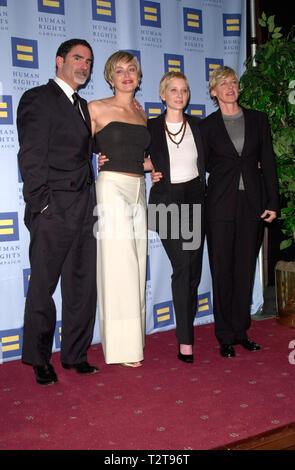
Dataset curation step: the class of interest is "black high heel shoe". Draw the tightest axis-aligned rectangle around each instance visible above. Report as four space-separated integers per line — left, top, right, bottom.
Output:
178 345 194 363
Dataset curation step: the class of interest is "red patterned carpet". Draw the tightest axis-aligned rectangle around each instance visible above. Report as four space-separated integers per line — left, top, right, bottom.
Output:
0 318 294 451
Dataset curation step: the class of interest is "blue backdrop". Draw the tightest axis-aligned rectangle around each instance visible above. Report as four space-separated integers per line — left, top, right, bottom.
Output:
0 0 262 363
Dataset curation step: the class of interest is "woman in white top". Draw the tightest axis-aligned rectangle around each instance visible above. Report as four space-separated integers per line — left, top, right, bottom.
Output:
148 72 206 363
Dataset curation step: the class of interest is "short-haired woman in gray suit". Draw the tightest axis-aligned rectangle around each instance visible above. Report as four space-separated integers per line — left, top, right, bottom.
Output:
200 66 279 358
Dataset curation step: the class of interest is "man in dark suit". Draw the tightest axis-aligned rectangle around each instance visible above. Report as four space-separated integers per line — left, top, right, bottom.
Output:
200 66 279 358
17 39 98 385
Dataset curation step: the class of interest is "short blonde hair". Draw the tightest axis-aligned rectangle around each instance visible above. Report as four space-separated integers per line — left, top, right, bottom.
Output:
104 50 142 87
209 66 239 104
159 71 190 98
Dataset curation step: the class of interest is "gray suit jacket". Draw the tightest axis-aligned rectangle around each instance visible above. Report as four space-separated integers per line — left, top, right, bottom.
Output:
199 106 279 221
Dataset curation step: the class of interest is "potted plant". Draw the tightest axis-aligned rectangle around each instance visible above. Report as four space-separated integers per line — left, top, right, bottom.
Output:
239 13 295 326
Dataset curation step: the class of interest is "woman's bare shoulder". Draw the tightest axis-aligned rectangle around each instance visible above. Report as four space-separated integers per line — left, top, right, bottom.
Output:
88 97 114 111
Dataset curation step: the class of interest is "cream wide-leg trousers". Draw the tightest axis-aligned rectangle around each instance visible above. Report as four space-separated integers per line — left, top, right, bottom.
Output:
95 171 147 364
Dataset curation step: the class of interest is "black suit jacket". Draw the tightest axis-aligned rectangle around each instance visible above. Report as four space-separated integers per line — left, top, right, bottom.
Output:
17 79 94 224
147 112 206 207
199 106 279 221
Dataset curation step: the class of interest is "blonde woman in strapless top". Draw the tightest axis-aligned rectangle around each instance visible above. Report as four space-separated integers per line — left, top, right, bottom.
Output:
88 51 153 368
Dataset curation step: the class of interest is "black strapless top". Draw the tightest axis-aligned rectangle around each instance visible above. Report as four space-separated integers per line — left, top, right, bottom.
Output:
95 121 151 175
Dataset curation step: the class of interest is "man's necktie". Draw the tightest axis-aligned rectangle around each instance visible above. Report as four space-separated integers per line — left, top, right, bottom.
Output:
72 92 84 120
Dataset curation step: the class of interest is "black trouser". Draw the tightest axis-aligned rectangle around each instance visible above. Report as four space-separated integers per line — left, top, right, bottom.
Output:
158 178 204 345
22 188 97 366
206 191 263 345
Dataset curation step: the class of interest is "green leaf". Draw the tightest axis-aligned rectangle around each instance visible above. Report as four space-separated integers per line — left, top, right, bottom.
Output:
240 16 295 247
258 18 266 27
268 15 275 32
272 33 283 39
280 239 292 250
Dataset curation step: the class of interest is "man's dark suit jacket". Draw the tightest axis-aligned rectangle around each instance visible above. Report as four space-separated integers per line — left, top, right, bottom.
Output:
199 106 279 221
17 79 94 226
147 112 206 208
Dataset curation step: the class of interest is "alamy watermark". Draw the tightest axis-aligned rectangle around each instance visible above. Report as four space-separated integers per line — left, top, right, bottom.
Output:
288 80 295 105
288 340 295 365
93 199 202 250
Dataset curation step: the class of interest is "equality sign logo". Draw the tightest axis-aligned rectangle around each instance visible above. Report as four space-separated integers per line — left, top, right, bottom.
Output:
205 58 224 81
183 8 203 34
153 300 174 329
92 0 116 23
11 37 39 69
38 0 65 14
0 328 23 361
223 14 241 36
0 96 13 125
140 0 161 28
144 102 165 119
23 268 31 297
187 104 206 119
0 212 19 242
196 292 213 318
164 54 184 74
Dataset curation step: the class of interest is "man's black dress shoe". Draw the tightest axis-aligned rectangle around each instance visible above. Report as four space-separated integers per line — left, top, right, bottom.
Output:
33 363 58 385
178 345 194 363
220 344 235 358
238 339 261 351
62 361 99 375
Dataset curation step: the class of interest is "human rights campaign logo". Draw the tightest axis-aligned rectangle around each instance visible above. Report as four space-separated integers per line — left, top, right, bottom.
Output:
11 37 39 69
183 8 203 34
144 102 165 119
140 0 161 28
0 213 19 242
0 96 13 125
23 268 31 297
153 301 174 329
205 58 224 81
54 320 62 349
0 328 23 361
92 0 116 23
223 14 241 36
187 104 206 119
196 292 213 318
164 54 184 73
38 0 65 14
